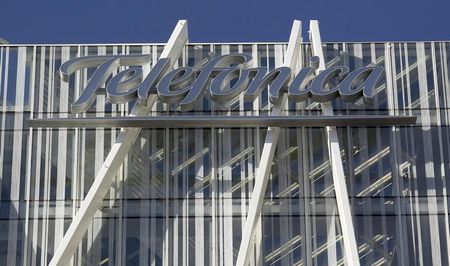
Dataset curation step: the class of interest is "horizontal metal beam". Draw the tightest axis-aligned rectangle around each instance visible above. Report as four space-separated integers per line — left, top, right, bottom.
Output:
29 115 416 128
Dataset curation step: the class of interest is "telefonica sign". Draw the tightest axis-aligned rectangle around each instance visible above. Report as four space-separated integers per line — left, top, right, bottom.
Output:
30 24 416 129
30 53 416 128
61 54 382 112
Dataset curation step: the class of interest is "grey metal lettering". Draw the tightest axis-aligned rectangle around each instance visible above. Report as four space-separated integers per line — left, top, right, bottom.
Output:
288 67 315 101
158 54 252 111
244 67 291 104
242 68 269 101
209 54 253 103
60 54 152 82
60 56 116 82
309 66 349 102
268 67 292 104
60 54 152 112
210 68 252 103
63 53 388 112
71 57 119 113
338 66 384 104
288 56 319 102
157 67 196 103
179 54 252 111
137 58 171 105
106 67 143 103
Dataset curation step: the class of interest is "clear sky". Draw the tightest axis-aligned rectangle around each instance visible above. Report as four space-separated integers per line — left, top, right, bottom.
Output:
0 0 449 43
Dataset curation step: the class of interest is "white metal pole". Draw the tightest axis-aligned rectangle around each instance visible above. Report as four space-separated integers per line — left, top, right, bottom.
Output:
309 20 360 266
49 20 189 266
235 20 302 266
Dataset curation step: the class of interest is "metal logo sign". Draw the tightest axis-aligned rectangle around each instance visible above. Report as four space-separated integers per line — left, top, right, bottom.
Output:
60 53 384 113
30 52 416 128
29 20 416 129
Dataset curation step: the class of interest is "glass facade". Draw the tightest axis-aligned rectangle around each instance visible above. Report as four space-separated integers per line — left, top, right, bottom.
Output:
0 42 450 265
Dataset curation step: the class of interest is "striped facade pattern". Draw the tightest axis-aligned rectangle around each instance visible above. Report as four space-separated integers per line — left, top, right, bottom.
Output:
0 42 449 265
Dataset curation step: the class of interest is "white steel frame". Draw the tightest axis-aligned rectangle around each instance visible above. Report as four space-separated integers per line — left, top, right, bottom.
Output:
309 20 360 266
235 20 302 266
47 19 361 266
49 20 189 266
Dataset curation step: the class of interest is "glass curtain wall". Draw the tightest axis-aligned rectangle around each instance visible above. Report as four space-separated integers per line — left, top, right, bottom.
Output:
0 42 449 265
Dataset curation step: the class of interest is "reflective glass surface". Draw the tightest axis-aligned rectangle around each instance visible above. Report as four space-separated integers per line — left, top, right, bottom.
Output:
0 42 449 265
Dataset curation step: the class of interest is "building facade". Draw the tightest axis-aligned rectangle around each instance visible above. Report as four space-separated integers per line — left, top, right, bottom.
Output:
1 20 450 265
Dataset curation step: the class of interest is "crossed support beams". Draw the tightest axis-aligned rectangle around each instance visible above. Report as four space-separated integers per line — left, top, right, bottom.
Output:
236 20 360 265
309 20 360 266
235 20 302 266
49 20 189 266
50 19 360 266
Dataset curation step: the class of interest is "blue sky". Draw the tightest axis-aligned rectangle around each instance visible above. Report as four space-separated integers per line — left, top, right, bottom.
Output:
0 0 449 43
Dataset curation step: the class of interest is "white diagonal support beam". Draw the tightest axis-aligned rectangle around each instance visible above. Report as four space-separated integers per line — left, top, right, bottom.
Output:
236 20 302 266
309 20 360 266
49 20 188 266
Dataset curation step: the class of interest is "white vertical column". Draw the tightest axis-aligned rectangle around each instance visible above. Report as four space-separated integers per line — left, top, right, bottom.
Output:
416 42 443 266
139 45 152 266
31 47 46 266
22 45 37 266
172 129 179 266
0 47 4 202
72 45 82 266
210 44 219 266
54 46 70 255
220 44 234 266
90 45 107 265
149 128 157 266
49 20 189 266
210 127 218 266
433 42 450 265
250 43 264 266
42 46 56 266
163 127 170 266
236 20 302 266
7 46 27 266
193 44 205 266
194 127 205 266
309 20 360 266
0 47 5 202
388 43 409 266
